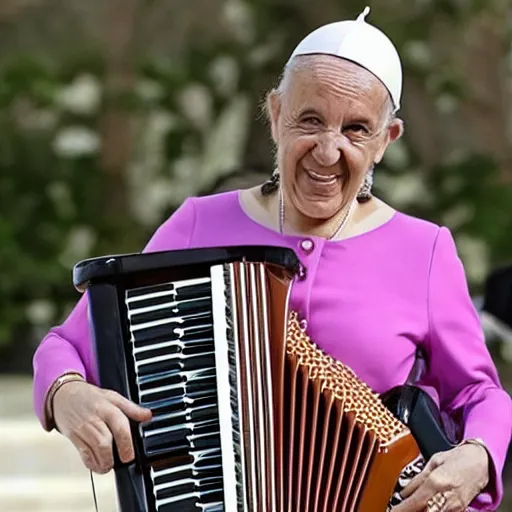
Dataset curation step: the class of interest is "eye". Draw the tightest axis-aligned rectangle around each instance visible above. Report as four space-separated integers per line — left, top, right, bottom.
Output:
344 124 369 134
301 116 322 126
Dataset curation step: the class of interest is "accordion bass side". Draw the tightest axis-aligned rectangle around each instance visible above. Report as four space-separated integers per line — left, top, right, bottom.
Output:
74 246 422 512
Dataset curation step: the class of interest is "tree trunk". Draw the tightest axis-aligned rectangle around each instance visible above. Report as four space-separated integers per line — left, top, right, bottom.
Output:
98 0 139 246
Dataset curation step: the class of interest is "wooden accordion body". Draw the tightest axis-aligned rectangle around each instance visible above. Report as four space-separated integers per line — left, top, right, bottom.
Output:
74 246 421 512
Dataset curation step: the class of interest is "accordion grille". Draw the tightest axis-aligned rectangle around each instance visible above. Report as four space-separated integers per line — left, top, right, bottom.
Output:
286 312 404 443
280 312 420 512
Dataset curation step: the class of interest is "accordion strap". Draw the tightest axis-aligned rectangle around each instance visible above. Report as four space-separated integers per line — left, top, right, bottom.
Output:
90 471 99 512
403 346 462 445
405 347 427 386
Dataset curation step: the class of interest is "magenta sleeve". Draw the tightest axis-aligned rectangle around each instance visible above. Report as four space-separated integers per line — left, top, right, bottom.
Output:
32 197 197 429
426 226 512 510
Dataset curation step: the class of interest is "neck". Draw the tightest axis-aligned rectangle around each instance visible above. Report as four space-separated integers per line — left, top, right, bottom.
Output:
277 188 357 240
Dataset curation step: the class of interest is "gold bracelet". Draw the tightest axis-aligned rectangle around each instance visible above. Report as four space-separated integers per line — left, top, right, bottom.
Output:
45 372 85 430
458 438 490 491
458 437 489 452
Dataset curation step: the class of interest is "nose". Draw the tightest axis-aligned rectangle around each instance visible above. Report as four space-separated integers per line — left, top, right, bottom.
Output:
311 133 342 168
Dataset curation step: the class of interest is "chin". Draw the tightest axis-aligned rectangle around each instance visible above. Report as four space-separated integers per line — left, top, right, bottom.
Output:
290 183 345 221
293 195 342 221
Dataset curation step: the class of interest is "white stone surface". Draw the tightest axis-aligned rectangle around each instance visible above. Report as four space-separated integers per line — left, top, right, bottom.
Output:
0 376 117 511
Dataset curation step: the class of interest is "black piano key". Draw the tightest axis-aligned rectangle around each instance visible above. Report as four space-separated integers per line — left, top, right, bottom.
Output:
156 489 224 512
140 375 216 400
136 353 216 378
127 289 208 311
131 315 214 345
143 419 219 450
192 433 222 451
149 406 219 432
146 352 216 373
188 404 218 423
202 503 223 512
153 457 223 487
140 375 217 405
130 297 213 325
141 392 217 415
201 489 224 505
195 454 222 469
131 309 212 331
135 341 215 362
139 366 216 388
150 396 217 419
155 466 223 488
145 440 189 457
133 330 215 353
144 431 221 459
157 496 201 512
127 280 211 301
174 282 213 300
179 326 216 343
156 476 223 501
140 382 216 406
144 417 218 438
130 293 211 311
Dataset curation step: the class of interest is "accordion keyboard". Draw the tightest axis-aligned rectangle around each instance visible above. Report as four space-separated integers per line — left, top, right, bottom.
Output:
123 261 283 512
126 276 225 512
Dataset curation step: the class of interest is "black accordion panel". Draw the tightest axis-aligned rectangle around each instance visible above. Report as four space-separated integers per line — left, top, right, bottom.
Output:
75 246 300 512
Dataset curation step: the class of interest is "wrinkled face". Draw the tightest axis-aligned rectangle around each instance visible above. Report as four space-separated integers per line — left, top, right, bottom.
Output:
268 55 403 222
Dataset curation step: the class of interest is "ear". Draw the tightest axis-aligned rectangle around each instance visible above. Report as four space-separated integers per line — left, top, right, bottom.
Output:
374 117 404 164
266 90 282 144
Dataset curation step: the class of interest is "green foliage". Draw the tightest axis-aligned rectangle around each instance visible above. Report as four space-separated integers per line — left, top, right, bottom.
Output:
0 0 511 371
402 153 512 273
0 59 108 353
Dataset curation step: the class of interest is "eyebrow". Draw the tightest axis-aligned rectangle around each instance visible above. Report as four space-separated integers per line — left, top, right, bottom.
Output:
297 108 323 118
346 117 372 126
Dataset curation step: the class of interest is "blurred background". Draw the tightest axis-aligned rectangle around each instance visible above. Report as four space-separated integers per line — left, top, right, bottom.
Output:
0 0 511 510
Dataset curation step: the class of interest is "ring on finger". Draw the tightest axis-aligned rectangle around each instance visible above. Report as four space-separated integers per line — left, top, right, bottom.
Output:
427 493 447 511
426 498 439 512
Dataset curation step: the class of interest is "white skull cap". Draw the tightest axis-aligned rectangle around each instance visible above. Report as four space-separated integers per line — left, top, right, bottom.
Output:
287 7 402 111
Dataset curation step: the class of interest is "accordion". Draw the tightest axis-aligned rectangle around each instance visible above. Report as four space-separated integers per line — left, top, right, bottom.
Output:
74 246 454 512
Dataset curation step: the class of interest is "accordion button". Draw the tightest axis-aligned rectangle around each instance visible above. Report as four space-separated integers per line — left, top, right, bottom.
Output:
300 239 314 253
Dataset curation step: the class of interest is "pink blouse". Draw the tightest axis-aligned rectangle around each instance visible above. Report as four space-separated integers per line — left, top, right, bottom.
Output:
32 190 512 510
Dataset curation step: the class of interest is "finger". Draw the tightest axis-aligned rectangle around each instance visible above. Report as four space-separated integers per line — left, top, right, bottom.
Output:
394 469 447 512
443 492 464 512
105 390 152 422
104 407 135 464
70 432 104 474
88 420 115 472
400 453 446 499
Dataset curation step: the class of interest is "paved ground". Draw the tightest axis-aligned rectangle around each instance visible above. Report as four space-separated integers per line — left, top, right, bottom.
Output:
0 376 117 512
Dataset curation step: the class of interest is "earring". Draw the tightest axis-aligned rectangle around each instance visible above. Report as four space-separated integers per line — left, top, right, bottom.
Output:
357 165 374 203
261 168 280 196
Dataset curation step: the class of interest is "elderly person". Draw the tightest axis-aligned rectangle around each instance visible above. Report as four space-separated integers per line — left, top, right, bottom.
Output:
33 8 510 512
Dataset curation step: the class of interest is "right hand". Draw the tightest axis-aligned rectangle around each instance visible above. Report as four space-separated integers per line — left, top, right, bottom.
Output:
52 381 152 474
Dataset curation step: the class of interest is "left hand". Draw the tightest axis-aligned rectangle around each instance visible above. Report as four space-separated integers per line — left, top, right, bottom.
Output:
392 443 490 511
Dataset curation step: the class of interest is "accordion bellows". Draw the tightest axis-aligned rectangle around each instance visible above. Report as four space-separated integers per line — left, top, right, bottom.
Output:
220 262 421 512
283 312 419 512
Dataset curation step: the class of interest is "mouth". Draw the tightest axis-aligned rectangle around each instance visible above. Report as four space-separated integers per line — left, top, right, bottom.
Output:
305 168 339 185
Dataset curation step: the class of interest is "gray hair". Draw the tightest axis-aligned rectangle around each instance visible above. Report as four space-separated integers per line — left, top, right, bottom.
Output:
275 54 396 126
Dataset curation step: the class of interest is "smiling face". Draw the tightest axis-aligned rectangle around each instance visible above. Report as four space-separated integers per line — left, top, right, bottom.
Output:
267 55 403 228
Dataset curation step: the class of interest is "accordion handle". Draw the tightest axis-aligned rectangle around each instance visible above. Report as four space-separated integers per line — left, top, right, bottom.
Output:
382 347 457 461
382 385 456 460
